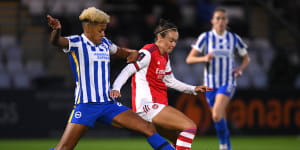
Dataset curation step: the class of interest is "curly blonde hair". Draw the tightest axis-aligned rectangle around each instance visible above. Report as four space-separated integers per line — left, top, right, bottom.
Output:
79 7 110 24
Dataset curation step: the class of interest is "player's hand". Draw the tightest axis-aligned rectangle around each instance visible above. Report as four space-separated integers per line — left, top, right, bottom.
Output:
205 52 214 62
127 49 139 63
232 68 243 78
47 15 61 30
110 90 122 98
195 85 212 93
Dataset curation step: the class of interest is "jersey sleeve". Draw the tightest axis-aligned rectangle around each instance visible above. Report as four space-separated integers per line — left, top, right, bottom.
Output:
112 63 137 91
163 73 197 95
63 35 81 53
133 49 151 71
101 37 117 55
191 33 206 53
234 34 248 56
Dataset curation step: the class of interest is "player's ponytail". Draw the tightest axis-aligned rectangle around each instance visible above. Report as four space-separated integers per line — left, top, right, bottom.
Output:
154 19 177 41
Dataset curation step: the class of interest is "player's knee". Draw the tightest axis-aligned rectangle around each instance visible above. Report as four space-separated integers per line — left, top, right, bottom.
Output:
182 120 197 131
212 113 222 122
189 121 197 129
142 122 157 137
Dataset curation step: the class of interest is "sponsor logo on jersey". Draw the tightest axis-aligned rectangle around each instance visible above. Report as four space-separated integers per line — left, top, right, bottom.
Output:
155 68 165 80
92 52 110 60
213 50 231 57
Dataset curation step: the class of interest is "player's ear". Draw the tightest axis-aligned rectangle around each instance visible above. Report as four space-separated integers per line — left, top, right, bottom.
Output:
157 33 164 40
84 23 93 33
226 17 229 24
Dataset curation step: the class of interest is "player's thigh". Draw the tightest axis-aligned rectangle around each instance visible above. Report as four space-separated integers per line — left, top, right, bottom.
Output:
152 106 196 131
56 123 89 150
111 109 156 137
213 94 230 116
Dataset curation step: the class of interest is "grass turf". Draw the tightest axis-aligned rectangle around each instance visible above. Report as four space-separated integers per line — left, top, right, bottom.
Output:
0 136 299 150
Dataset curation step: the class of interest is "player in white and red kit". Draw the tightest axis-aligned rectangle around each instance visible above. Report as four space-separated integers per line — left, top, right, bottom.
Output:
111 19 211 150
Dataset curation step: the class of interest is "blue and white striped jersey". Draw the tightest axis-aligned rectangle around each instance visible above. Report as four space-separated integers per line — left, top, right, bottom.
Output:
191 30 248 89
63 34 117 104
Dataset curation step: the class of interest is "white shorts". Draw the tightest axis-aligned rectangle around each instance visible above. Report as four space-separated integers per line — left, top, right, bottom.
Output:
136 103 166 122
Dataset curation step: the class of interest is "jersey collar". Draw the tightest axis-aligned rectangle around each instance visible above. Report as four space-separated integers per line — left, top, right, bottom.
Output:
212 29 227 38
81 33 101 46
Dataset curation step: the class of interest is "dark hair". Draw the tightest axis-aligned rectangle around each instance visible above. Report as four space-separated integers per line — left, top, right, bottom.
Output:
154 19 177 41
212 7 226 16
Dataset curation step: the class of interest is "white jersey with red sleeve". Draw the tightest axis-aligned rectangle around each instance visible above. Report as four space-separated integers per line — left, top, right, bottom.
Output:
112 43 197 113
131 44 171 112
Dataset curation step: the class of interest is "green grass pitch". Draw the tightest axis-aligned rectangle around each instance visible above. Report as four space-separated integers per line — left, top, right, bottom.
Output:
0 136 299 150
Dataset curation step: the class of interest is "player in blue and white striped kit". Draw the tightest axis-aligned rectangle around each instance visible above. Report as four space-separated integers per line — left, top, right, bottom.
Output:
47 7 174 150
186 8 250 150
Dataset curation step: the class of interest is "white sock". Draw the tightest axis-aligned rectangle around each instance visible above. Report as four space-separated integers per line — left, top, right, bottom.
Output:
220 144 228 150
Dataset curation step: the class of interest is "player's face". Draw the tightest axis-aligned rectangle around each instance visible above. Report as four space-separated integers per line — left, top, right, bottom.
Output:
161 30 178 54
89 24 106 45
211 11 228 32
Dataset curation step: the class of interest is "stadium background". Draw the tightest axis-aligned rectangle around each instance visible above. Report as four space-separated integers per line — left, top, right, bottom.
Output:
0 0 299 149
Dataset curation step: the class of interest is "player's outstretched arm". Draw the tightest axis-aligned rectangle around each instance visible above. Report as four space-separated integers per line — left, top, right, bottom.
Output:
194 85 212 93
164 73 196 94
164 73 212 95
47 15 69 48
186 48 214 64
114 47 139 63
110 64 137 98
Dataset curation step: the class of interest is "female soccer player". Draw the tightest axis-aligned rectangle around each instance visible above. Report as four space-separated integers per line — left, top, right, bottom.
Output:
185 8 250 150
47 7 175 150
110 19 211 150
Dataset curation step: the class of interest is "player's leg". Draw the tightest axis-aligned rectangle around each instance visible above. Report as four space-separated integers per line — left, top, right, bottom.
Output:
112 109 156 136
112 109 175 150
50 103 100 150
103 102 174 150
212 94 230 122
52 123 89 150
152 105 197 150
212 93 231 150
154 124 180 145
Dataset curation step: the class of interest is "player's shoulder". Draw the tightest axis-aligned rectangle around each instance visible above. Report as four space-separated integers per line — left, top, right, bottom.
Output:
226 31 240 38
67 35 81 43
196 31 210 40
138 48 151 60
101 37 113 45
141 43 159 53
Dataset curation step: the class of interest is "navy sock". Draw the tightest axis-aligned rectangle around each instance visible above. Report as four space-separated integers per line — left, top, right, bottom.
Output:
214 118 230 147
147 133 175 150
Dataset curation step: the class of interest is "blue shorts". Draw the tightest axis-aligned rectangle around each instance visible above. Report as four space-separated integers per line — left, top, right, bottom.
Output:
68 101 129 127
205 85 236 107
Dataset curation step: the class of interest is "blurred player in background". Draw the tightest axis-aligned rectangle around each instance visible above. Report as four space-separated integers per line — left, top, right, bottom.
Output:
47 7 175 150
110 19 211 150
186 8 250 150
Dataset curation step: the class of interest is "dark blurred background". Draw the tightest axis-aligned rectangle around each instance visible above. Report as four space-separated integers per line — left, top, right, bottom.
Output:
0 0 299 138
